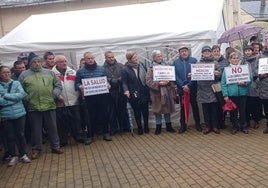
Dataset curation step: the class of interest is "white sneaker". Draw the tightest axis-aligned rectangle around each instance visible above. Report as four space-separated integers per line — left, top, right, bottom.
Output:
21 154 31 163
8 156 18 167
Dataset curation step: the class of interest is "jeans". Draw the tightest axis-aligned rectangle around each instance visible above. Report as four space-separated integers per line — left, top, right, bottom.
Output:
2 116 27 157
155 113 171 125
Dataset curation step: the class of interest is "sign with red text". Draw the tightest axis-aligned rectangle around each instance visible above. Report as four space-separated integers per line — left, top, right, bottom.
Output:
82 76 109 96
191 64 215 80
153 66 175 81
224 65 250 84
258 58 268 74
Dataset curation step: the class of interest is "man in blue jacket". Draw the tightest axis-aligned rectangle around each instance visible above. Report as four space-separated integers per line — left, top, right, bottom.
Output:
174 45 202 133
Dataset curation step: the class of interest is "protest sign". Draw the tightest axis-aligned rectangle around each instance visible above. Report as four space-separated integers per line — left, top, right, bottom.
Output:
191 64 215 80
153 65 175 81
258 58 268 74
82 76 109 96
224 65 250 84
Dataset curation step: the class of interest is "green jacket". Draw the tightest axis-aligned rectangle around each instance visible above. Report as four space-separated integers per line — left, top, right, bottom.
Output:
18 68 62 111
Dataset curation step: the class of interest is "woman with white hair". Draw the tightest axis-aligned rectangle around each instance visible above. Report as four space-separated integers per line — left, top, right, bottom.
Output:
146 50 176 135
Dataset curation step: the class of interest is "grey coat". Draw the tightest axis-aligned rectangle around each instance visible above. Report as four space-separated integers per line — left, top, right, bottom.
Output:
243 55 259 97
197 56 221 103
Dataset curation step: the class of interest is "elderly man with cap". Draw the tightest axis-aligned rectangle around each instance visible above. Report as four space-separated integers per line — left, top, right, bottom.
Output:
174 44 202 133
18 52 63 159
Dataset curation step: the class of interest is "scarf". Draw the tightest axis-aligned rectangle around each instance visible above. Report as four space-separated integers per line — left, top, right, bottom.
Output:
127 62 147 86
85 62 97 70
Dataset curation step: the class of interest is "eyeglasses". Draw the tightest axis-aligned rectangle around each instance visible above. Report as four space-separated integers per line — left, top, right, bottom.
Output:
1 72 11 75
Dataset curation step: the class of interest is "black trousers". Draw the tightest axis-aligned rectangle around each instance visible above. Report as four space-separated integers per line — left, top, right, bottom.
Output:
202 102 218 129
246 96 262 122
108 91 130 132
85 94 109 138
129 99 149 129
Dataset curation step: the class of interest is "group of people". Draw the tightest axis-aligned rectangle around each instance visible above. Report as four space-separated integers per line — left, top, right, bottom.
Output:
1 38 268 167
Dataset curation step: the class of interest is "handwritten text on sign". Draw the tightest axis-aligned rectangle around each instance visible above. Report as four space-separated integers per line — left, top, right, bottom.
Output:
258 58 268 74
191 64 215 80
224 65 250 84
82 76 109 96
153 66 175 81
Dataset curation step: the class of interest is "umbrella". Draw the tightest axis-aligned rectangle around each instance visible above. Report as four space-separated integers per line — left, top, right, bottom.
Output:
218 24 263 44
182 92 190 124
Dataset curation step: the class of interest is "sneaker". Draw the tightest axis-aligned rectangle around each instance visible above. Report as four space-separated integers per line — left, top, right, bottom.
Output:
21 154 31 163
2 152 11 161
8 156 18 167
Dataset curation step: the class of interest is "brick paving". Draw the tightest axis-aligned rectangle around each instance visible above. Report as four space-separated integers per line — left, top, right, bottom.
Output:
1 120 268 188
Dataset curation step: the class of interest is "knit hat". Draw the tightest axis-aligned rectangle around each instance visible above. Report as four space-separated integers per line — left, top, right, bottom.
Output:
201 46 212 53
17 52 28 60
28 52 40 65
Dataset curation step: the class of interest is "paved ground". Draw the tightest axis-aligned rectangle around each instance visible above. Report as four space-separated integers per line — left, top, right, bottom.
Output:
1 119 268 188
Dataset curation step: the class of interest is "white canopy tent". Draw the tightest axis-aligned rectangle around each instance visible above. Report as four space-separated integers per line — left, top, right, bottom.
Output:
0 0 225 68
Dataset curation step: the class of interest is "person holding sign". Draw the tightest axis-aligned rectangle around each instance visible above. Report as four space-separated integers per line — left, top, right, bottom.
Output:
242 45 262 129
146 50 176 135
221 52 251 134
75 52 112 145
197 46 221 134
173 45 202 134
122 51 150 135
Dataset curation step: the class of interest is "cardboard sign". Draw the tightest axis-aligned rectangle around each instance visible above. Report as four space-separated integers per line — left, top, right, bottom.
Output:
153 65 175 81
191 64 215 80
224 65 250 84
258 58 268 74
82 76 109 96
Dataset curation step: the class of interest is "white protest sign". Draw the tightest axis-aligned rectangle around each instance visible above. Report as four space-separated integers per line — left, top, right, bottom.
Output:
258 58 268 74
82 76 109 96
191 64 215 80
224 65 250 84
153 65 175 81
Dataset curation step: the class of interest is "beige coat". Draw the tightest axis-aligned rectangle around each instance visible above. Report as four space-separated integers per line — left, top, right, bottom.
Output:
146 66 175 114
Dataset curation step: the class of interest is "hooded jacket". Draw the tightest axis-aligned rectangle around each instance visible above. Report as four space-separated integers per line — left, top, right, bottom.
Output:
18 68 62 111
0 80 26 119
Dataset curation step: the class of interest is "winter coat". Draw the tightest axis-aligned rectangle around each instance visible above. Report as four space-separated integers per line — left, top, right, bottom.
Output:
0 80 26 119
217 55 229 73
243 55 259 97
173 56 197 94
197 56 221 103
75 65 107 90
221 64 250 97
121 62 150 104
103 60 124 93
52 66 79 107
18 68 62 112
146 64 175 114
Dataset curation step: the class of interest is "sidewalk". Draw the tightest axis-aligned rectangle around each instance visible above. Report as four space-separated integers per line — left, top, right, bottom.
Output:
1 120 268 188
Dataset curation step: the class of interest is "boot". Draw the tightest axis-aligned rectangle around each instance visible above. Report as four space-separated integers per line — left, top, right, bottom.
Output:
137 126 144 135
231 123 239 135
195 122 202 132
155 124 162 135
178 124 187 134
166 122 175 133
263 122 268 134
144 124 149 134
241 123 248 134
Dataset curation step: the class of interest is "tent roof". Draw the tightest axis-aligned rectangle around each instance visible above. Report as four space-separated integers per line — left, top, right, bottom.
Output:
0 0 223 53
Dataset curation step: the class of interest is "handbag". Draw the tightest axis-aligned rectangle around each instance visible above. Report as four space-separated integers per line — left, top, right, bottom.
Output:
222 99 237 112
